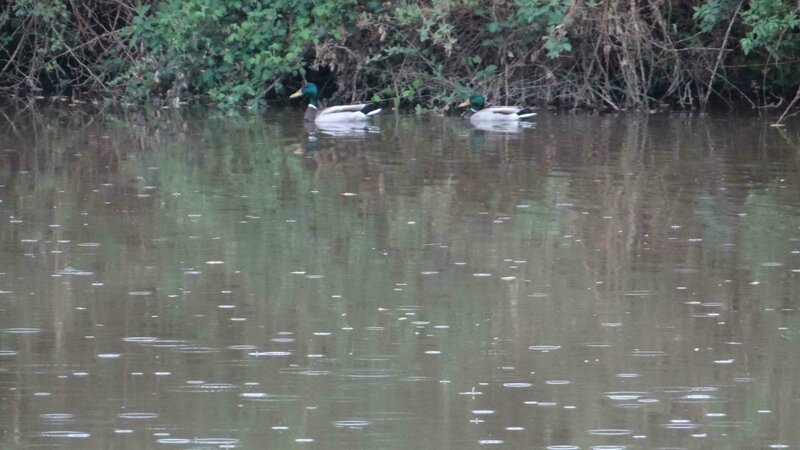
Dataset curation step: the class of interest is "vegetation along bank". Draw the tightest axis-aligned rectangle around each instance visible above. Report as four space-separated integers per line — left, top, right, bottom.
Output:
1 0 799 114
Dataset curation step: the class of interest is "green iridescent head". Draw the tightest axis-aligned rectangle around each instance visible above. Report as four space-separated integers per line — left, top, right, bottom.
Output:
290 83 319 106
458 93 485 111
468 94 485 111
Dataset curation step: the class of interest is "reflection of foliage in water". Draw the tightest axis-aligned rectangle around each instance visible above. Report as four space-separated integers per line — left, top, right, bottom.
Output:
2 110 800 447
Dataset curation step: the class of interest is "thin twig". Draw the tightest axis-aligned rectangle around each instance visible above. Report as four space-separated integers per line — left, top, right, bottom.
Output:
774 84 800 126
702 0 742 109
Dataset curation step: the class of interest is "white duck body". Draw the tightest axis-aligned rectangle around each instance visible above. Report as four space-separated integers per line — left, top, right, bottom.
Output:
468 106 537 123
311 104 381 123
292 83 381 124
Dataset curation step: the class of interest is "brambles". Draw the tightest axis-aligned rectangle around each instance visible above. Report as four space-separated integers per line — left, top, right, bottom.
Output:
0 0 136 99
1 0 798 112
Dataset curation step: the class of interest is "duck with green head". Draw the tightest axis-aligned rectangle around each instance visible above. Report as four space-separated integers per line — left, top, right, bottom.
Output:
290 83 381 123
458 93 536 122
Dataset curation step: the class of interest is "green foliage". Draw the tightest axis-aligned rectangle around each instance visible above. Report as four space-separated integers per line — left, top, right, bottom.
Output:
693 0 739 33
121 0 361 106
516 0 571 30
740 0 800 56
1 1 72 87
544 34 571 58
1 0 799 111
0 0 135 95
515 0 573 58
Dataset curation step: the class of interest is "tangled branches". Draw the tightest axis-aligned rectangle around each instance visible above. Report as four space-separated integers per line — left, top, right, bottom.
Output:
315 0 800 112
1 0 798 113
0 0 136 99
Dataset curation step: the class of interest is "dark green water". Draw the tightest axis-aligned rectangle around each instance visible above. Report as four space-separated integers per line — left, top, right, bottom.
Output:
1 108 800 449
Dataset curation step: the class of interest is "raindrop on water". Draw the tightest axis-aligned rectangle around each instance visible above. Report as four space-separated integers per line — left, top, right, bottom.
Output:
40 431 91 438
118 412 158 419
502 382 532 388
587 429 632 436
3 327 43 334
333 419 370 429
529 345 561 352
240 393 269 399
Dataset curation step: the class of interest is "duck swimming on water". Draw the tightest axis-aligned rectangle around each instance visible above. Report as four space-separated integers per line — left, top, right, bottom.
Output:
458 94 536 122
290 83 381 123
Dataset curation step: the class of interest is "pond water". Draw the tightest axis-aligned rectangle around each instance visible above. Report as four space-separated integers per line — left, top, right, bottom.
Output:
1 107 799 449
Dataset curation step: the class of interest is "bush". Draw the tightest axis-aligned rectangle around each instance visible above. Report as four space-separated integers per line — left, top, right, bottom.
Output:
1 0 799 112
0 0 136 97
121 0 363 109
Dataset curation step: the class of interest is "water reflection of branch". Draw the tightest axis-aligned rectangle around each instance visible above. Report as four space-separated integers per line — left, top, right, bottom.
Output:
771 122 800 148
0 106 193 192
297 138 373 170
0 108 21 136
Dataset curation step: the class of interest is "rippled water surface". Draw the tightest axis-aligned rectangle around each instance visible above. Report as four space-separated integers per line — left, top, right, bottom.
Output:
1 108 800 448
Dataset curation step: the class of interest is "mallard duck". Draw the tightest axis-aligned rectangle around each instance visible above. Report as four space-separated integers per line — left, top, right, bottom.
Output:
290 83 381 123
458 94 536 122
